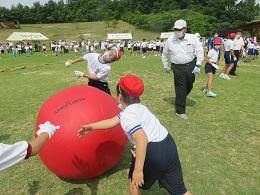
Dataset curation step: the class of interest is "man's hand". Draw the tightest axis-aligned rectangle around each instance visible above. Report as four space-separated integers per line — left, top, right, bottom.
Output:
192 65 200 75
78 125 93 137
131 169 144 189
37 121 60 139
74 70 84 77
163 66 171 73
65 60 72 67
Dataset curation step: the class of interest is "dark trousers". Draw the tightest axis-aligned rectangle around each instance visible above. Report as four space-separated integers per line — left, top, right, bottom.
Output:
128 134 187 195
171 60 196 114
88 79 111 95
230 50 240 74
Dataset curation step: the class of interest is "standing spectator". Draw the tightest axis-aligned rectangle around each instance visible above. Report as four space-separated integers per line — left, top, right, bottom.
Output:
162 19 204 119
141 39 147 58
42 44 47 56
230 29 245 76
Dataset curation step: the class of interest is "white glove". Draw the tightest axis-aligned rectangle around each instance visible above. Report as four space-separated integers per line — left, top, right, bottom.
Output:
74 70 84 77
37 121 60 138
163 66 171 73
65 60 72 67
233 56 237 61
192 65 200 75
211 63 219 69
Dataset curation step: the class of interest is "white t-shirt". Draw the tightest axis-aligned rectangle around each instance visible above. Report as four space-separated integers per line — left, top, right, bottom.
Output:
247 42 254 49
83 53 111 82
207 48 219 63
118 103 168 147
224 39 233 51
233 37 244 50
0 141 28 171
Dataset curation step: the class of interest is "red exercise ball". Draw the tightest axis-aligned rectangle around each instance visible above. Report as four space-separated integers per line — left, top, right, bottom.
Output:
35 85 127 179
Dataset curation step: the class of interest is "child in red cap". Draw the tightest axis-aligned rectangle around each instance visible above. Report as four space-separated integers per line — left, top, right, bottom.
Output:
78 74 191 195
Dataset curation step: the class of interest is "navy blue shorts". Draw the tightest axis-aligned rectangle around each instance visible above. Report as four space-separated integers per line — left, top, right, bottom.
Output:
224 51 234 64
248 48 254 55
204 63 216 74
128 134 187 195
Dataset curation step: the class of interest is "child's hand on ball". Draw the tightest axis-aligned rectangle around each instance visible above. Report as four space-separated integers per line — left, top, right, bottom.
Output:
78 125 93 137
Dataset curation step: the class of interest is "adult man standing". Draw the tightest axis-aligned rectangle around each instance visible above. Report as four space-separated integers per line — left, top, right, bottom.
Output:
230 29 245 76
162 19 204 119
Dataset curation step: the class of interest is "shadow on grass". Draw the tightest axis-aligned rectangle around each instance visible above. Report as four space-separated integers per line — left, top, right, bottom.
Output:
28 180 40 195
163 96 196 107
0 133 11 142
60 146 132 195
65 188 84 195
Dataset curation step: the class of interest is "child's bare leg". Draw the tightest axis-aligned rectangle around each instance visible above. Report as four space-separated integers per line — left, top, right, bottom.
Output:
184 191 192 195
207 73 214 91
225 63 234 75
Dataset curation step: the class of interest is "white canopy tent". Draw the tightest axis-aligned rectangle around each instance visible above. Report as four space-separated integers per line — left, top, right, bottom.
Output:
6 32 49 41
107 33 132 40
160 32 174 39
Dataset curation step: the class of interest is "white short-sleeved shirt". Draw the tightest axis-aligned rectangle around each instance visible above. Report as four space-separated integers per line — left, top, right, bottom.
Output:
118 103 168 147
0 141 28 171
247 42 254 49
207 49 219 63
162 33 204 67
82 53 111 82
233 37 244 50
224 39 233 51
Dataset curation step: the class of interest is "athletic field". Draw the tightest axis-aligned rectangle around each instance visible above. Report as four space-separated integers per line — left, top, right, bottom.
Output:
0 50 259 194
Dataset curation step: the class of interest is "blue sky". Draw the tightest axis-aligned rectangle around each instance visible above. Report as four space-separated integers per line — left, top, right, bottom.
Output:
0 0 60 8
0 0 259 8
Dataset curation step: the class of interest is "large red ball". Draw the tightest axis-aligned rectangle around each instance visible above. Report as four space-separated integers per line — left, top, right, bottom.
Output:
35 85 127 179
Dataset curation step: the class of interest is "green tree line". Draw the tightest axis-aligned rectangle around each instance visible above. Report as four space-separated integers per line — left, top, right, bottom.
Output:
0 0 259 36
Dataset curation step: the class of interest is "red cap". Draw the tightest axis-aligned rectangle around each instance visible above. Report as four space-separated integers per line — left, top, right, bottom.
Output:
229 33 236 39
214 38 222 45
111 47 123 60
119 74 144 97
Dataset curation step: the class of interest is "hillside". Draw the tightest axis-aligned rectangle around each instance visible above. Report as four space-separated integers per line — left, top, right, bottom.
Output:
0 20 158 41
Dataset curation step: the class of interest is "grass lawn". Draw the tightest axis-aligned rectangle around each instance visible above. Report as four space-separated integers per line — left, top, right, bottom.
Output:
0 20 158 41
0 50 259 195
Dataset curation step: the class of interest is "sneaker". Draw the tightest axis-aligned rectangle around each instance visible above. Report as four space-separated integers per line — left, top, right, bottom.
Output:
206 91 217 97
224 74 231 80
202 88 208 94
176 113 188 120
219 73 225 79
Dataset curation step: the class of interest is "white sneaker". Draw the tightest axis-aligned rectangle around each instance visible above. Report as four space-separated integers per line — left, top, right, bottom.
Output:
219 73 225 79
206 91 217 97
176 113 188 120
223 74 231 80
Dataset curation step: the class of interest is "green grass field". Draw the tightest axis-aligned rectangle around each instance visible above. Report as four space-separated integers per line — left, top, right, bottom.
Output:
0 20 158 41
0 49 259 195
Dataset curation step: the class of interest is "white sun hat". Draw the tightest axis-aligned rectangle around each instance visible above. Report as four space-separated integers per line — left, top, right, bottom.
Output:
173 19 187 29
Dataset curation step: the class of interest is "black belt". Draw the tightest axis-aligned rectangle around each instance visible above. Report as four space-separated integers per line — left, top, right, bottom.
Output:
171 58 196 66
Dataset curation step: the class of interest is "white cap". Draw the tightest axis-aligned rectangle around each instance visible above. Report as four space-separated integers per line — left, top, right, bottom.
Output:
195 33 201 38
173 19 187 29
